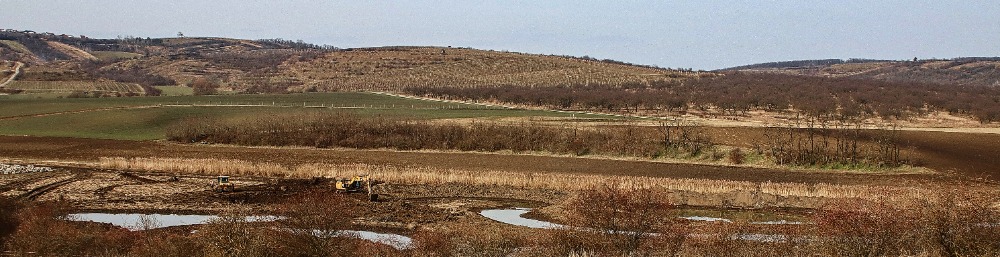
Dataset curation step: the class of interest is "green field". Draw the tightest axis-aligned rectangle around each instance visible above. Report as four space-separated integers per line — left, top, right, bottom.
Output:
0 92 611 140
153 86 193 96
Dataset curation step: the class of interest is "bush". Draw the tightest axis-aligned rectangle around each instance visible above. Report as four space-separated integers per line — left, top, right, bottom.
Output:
0 197 23 251
273 193 359 257
728 148 745 164
196 207 282 257
5 201 134 256
191 78 220 95
562 185 685 256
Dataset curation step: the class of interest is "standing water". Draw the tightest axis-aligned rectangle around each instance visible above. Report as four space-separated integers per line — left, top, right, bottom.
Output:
69 213 413 249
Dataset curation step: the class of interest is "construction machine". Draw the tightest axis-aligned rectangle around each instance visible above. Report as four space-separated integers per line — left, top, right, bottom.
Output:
335 175 380 201
211 175 235 192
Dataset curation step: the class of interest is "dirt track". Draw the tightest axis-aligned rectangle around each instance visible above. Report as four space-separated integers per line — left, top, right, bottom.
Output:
0 134 985 186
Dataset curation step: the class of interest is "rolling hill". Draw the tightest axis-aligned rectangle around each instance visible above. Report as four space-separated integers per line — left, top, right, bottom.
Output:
723 58 1000 87
0 29 699 94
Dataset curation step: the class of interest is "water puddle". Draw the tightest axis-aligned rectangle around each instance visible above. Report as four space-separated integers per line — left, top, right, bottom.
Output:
336 230 413 249
682 216 732 222
70 213 412 249
751 220 806 225
479 208 564 229
480 208 800 228
480 208 801 243
69 213 276 230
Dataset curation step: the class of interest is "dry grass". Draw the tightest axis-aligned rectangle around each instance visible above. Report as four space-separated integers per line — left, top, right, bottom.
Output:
281 47 702 92
97 157 933 201
6 81 145 94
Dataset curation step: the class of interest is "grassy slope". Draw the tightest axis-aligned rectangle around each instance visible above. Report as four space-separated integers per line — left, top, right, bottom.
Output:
282 47 695 92
0 92 606 140
0 40 32 55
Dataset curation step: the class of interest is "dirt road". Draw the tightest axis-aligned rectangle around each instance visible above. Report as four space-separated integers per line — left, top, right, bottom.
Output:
0 61 23 88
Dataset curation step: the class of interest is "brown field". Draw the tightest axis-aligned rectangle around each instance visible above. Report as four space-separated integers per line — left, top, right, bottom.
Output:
0 135 956 185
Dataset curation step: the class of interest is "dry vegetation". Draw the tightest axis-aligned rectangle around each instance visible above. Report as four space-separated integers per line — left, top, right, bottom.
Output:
408 72 1000 123
165 112 914 170
5 81 145 96
96 157 936 203
730 57 1000 88
282 47 700 92
0 195 405 257
1 187 995 256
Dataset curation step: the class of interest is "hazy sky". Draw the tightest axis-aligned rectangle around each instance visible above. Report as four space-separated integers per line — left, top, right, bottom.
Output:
3 0 999 70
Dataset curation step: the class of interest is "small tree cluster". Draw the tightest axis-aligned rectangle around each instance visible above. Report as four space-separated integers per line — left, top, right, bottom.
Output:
190 78 220 95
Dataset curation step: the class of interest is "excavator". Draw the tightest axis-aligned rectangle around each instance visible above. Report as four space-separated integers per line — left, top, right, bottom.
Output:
211 175 235 192
335 175 380 201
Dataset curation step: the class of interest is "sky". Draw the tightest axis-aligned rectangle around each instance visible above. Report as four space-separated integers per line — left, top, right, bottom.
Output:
2 0 999 70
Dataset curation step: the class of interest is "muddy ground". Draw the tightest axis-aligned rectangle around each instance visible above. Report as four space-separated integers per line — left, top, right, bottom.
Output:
1 165 836 236
0 167 571 231
1 129 998 235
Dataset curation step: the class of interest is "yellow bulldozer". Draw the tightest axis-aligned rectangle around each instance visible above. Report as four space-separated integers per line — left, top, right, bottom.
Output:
335 175 380 201
211 175 235 192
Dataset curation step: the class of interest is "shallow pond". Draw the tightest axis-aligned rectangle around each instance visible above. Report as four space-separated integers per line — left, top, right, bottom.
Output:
479 208 800 242
479 208 564 229
70 213 413 249
479 208 804 228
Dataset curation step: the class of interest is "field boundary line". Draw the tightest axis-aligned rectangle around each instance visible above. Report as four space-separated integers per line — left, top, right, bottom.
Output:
0 105 160 120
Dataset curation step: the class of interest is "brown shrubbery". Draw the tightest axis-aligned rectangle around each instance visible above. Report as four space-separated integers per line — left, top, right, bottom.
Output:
165 112 714 159
0 197 22 251
166 112 913 169
812 192 1000 257
5 201 134 256
545 185 688 256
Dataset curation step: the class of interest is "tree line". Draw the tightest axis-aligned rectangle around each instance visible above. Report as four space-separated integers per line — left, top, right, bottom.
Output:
166 112 911 169
406 72 1000 123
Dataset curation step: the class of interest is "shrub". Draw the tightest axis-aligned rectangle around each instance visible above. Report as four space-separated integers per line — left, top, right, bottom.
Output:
191 78 220 95
0 197 22 250
562 185 685 256
196 207 282 257
410 230 454 257
273 192 359 257
728 148 745 164
6 201 134 256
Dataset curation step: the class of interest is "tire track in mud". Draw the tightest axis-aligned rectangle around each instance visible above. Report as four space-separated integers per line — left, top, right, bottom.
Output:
23 171 92 200
94 172 162 198
0 171 64 193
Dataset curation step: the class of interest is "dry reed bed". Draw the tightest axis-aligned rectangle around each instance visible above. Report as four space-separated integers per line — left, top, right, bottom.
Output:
98 157 931 201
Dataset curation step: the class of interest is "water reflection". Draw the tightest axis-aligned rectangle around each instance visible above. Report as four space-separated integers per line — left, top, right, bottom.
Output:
69 213 412 249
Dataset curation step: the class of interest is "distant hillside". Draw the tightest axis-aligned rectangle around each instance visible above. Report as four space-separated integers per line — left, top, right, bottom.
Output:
724 58 1000 87
0 29 699 94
